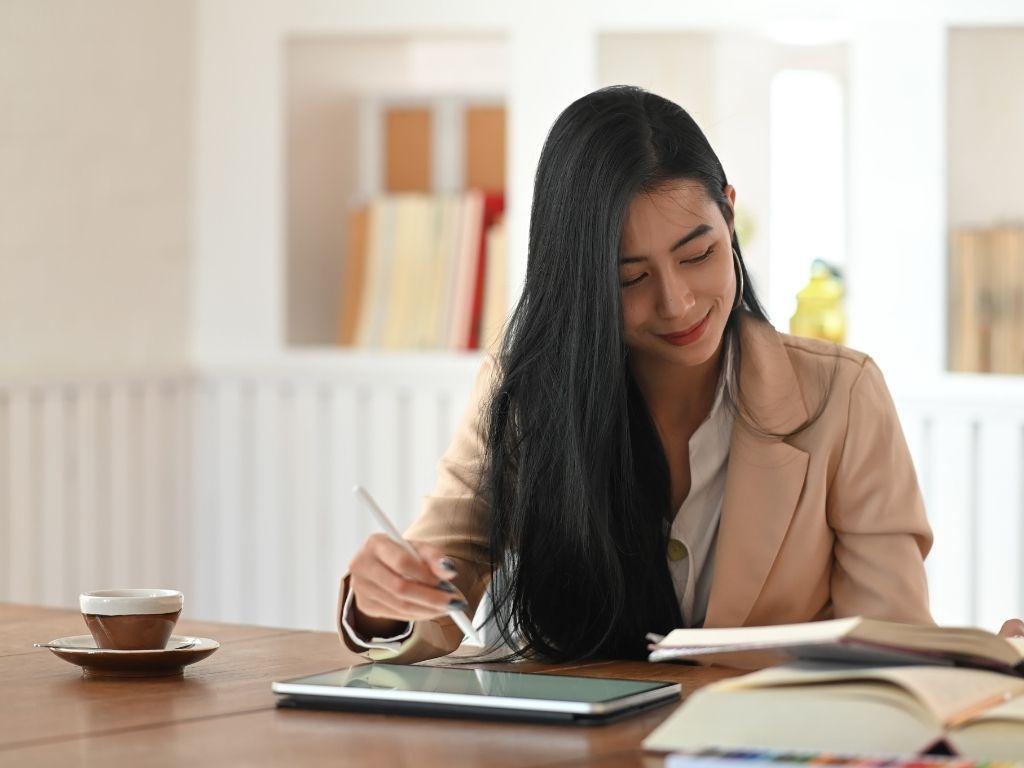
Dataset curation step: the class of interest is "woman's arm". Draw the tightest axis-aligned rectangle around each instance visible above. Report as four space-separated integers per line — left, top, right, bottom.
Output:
825 356 935 625
336 353 498 665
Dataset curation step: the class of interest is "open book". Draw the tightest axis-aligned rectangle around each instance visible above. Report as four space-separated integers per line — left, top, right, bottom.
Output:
648 616 1024 675
643 661 1024 760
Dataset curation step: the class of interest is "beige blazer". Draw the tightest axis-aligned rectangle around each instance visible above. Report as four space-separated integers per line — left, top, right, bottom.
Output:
335 313 934 664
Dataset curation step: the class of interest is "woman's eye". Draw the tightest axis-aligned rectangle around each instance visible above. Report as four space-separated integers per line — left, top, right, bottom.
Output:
619 247 714 288
689 246 714 264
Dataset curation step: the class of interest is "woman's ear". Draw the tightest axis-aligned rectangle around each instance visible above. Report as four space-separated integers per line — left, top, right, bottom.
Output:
723 184 737 236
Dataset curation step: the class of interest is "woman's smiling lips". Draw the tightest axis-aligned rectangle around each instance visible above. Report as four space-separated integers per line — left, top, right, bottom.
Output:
657 309 711 346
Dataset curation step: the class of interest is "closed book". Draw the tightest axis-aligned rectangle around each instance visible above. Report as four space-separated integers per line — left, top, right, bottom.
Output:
354 197 396 348
466 192 506 350
383 194 432 350
479 214 508 354
643 661 1024 761
338 204 369 346
447 190 485 350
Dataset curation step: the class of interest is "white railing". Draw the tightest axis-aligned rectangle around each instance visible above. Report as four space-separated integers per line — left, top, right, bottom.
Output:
1 358 1022 633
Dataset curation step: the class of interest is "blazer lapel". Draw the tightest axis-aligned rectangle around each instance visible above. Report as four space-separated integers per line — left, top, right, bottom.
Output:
703 315 811 628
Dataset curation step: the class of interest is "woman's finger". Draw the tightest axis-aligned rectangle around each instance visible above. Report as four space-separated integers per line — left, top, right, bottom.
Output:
999 618 1024 638
369 534 439 585
410 541 461 582
353 575 465 621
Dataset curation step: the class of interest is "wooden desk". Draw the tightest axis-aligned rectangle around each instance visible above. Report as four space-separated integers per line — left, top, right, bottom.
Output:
1 603 742 766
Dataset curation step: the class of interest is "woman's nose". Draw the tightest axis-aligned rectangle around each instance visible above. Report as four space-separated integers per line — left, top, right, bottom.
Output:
655 270 696 318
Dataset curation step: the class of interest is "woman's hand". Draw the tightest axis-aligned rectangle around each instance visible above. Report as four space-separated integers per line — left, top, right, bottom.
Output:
998 618 1024 638
348 533 467 637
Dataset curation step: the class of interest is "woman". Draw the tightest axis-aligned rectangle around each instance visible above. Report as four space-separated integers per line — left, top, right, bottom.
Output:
337 85 1024 664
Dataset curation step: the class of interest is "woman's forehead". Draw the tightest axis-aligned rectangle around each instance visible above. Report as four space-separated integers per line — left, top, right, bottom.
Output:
621 182 715 250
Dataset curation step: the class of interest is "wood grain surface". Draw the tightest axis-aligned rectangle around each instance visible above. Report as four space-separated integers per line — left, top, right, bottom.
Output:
1 603 742 766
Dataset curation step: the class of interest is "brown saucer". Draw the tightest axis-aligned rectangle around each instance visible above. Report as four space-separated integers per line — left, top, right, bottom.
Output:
38 634 219 678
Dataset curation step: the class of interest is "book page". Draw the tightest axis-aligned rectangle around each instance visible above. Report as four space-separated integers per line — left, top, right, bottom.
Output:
643 683 939 756
657 617 861 649
713 662 1024 725
1005 636 1024 660
852 620 1020 667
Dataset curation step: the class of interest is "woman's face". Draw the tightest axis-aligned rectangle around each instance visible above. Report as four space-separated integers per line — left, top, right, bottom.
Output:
618 180 737 368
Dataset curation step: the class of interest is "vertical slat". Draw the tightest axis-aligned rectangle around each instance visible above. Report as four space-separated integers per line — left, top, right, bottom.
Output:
190 380 217 620
976 416 1021 631
253 379 283 626
236 382 257 623
410 387 440 512
1019 424 1024 622
366 385 401 527
215 379 243 623
290 381 319 629
327 385 362 632
39 386 70 607
59 387 78 606
75 385 99 594
140 382 162 587
158 382 183 593
275 381 297 627
109 385 134 587
395 388 413 527
93 386 113 589
7 390 33 602
0 391 10 601
177 377 198 610
314 385 335 632
926 414 974 625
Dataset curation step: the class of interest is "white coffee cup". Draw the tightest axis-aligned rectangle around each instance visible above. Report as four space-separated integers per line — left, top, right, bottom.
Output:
79 589 184 650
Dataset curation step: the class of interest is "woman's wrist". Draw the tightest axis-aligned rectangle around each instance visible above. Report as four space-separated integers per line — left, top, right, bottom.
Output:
350 593 410 639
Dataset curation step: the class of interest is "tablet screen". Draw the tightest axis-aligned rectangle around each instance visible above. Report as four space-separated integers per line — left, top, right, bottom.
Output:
284 663 671 703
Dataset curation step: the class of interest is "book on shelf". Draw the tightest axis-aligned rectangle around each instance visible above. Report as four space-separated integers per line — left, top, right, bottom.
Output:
643 660 1024 760
339 189 506 351
949 224 1024 374
647 616 1024 676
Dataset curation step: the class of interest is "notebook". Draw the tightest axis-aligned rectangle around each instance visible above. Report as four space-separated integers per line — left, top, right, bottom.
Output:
648 616 1024 675
643 661 1024 761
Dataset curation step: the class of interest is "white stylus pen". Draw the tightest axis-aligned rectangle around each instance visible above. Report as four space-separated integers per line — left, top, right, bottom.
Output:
353 485 483 646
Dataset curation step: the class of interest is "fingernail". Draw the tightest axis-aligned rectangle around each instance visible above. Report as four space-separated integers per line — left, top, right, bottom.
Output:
440 558 458 575
448 599 469 610
436 581 456 593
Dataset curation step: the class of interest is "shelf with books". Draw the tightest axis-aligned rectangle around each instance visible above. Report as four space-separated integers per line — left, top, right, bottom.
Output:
337 188 507 354
285 34 509 355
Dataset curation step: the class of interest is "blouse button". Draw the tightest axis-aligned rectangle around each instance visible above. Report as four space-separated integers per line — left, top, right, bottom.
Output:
667 538 688 562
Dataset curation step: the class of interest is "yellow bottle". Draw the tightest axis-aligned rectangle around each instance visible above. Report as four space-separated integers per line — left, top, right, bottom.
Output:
789 259 846 344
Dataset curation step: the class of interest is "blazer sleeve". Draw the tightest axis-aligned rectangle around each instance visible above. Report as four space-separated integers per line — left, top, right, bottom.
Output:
826 356 935 625
335 352 498 665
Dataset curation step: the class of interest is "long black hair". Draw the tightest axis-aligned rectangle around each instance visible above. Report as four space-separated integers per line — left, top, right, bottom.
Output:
475 85 831 662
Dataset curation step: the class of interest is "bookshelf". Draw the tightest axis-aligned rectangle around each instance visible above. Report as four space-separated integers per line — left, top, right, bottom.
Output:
284 34 509 353
194 4 1024 381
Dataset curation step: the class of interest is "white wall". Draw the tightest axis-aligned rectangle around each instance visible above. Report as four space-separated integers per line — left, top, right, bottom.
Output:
947 27 1024 229
0 0 194 378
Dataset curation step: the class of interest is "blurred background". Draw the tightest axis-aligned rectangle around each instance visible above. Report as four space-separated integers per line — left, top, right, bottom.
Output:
1 0 1022 634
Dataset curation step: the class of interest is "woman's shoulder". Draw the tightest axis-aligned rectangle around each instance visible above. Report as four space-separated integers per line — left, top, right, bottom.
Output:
778 329 871 381
740 313 875 389
771 328 897 445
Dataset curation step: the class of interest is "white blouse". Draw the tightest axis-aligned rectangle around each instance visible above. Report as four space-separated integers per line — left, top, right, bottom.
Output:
666 339 735 628
343 341 737 651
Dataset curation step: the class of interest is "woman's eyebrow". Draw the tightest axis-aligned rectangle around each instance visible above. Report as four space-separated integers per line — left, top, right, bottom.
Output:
619 223 713 263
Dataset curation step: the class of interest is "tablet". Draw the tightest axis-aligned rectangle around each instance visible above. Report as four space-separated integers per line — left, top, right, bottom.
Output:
272 663 681 725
